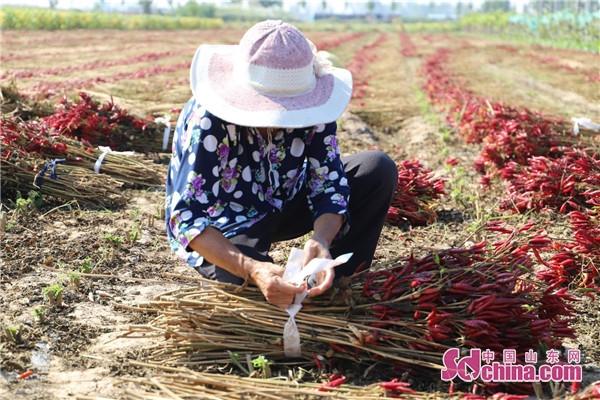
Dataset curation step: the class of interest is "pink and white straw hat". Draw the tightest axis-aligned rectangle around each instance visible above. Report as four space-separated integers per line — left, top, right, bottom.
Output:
190 20 353 128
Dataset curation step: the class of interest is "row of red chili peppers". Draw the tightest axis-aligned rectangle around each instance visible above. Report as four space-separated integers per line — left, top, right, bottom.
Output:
422 46 598 216
385 34 445 228
20 33 365 99
421 46 598 293
525 49 600 83
399 32 418 57
346 33 389 104
312 32 365 52
33 61 191 98
1 50 180 80
487 43 599 83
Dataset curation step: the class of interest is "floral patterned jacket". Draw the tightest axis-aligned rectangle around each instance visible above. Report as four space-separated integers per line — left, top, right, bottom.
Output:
165 98 350 267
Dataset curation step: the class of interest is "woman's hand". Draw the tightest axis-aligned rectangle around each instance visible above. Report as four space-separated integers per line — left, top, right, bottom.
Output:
303 236 335 298
249 261 305 308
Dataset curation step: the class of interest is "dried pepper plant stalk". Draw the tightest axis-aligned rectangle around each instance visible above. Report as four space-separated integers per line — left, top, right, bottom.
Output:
85 362 600 399
124 282 444 371
81 366 600 400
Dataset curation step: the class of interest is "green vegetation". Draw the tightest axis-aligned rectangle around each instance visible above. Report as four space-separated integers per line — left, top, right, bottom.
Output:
67 271 81 287
42 283 64 305
0 7 223 30
175 0 216 18
460 11 599 51
129 223 141 243
80 257 94 274
128 209 142 243
3 325 22 343
104 233 124 246
404 11 599 52
227 351 250 375
251 355 272 378
32 306 46 323
14 191 42 214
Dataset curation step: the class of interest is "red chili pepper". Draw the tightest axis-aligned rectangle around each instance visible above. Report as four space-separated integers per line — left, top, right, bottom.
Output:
312 354 323 370
329 343 348 354
380 378 416 394
18 370 33 380
318 374 346 391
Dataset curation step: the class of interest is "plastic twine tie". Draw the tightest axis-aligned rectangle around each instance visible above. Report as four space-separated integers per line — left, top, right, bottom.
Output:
94 146 112 174
155 116 171 151
33 158 66 188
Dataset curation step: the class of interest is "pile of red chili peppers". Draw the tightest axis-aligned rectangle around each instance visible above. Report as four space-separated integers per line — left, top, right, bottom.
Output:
43 92 161 151
535 209 599 292
386 160 446 226
499 149 600 213
357 221 577 395
1 116 68 161
1 90 167 176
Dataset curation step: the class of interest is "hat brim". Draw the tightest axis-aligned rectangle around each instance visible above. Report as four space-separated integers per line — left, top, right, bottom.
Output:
190 44 353 128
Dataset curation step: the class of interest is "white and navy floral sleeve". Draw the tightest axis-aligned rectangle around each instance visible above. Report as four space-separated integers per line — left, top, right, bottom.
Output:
305 122 350 220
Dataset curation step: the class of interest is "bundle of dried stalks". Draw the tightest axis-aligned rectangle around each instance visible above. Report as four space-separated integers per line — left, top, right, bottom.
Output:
103 361 444 400
1 157 126 208
123 277 444 372
63 138 165 187
2 115 164 188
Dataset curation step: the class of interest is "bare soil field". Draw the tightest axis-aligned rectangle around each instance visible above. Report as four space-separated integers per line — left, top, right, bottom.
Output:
1 29 599 399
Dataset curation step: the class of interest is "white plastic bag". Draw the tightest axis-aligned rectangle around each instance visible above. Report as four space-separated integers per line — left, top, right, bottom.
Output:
281 248 352 357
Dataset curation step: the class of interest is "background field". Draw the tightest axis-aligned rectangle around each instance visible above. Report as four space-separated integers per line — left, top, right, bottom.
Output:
1 14 599 400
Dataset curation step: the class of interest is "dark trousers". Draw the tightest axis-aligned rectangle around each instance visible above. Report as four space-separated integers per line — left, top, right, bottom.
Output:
196 150 398 284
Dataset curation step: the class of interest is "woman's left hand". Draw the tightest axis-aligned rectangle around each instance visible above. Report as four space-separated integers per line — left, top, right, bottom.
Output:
303 236 335 297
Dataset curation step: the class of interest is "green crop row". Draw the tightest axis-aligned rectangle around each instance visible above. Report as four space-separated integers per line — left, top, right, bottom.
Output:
403 11 599 52
459 11 599 52
0 7 223 30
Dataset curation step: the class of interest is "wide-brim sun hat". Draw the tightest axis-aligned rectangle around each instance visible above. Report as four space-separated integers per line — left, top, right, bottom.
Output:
190 20 353 128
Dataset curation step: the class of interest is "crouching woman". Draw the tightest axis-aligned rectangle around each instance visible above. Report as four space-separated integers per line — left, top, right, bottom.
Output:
166 20 397 308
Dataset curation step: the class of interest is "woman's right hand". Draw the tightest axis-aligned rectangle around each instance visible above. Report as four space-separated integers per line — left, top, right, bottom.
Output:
249 261 305 309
